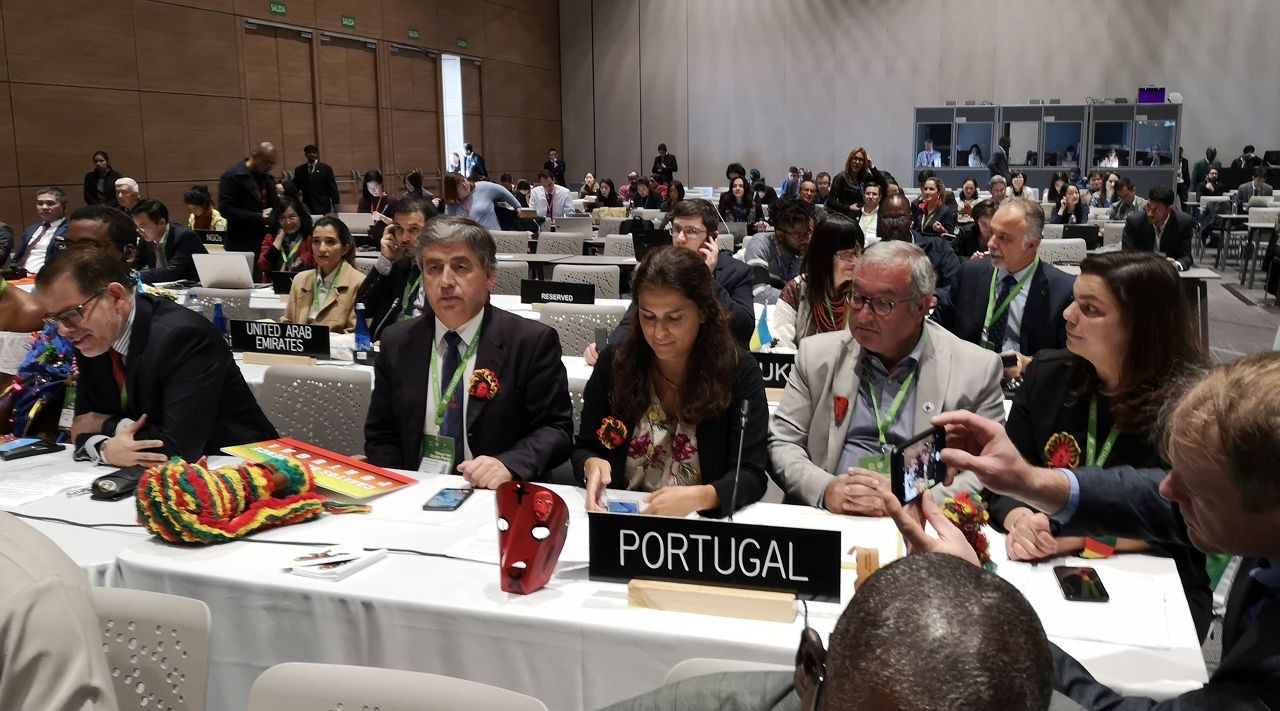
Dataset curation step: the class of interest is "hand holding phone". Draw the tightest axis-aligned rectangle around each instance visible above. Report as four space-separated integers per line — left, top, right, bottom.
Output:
890 426 946 504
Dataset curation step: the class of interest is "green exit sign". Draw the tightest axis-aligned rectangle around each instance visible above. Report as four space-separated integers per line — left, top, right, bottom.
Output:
457 38 468 49
268 1 286 16
340 14 356 28
408 27 420 40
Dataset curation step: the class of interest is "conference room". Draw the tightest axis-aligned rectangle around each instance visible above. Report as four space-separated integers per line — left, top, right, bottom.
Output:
2 1 1280 710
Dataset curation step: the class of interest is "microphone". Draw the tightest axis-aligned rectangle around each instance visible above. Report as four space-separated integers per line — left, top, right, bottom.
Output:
727 399 750 523
373 295 402 342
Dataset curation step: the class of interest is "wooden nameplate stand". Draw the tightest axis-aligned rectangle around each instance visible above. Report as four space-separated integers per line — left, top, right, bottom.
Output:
850 547 880 591
242 352 317 367
628 579 796 623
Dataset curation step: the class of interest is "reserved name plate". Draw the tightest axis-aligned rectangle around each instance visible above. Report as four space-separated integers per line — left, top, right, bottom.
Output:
229 319 329 358
520 279 595 304
588 512 841 601
752 351 795 388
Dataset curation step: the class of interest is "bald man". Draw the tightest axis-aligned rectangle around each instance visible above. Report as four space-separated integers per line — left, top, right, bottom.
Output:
218 141 279 256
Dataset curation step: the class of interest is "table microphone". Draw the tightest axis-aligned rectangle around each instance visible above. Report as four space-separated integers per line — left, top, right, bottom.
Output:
373 296 402 342
727 399 750 523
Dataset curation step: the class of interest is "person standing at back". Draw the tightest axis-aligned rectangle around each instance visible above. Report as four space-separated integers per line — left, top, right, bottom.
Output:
651 143 678 185
294 144 341 215
82 150 122 207
543 148 567 187
218 141 278 255
989 135 1011 179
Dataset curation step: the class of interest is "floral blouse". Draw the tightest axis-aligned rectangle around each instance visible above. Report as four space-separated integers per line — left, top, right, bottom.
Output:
625 400 702 492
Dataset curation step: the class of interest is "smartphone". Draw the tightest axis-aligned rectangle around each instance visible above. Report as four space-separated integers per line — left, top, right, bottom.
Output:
1054 566 1111 603
423 487 474 511
889 426 946 504
1000 352 1018 368
0 438 65 461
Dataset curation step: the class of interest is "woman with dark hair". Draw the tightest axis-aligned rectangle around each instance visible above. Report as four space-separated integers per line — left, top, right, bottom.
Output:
572 246 769 518
1050 184 1088 225
282 216 365 333
1007 170 1035 200
184 185 226 231
83 151 124 207
954 199 997 258
913 176 955 236
956 178 981 224
827 147 885 218
358 169 397 247
1045 171 1070 205
514 179 532 208
967 143 985 168
257 195 315 274
578 172 599 199
596 178 622 208
628 177 661 210
988 251 1212 639
660 180 685 211
770 213 865 348
720 176 754 222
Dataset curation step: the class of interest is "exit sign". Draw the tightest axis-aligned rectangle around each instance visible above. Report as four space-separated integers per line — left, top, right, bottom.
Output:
268 1 286 16
408 27 420 40
341 14 355 28
457 38 468 48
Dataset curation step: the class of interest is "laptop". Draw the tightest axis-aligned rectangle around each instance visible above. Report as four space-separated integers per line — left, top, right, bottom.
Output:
1063 224 1102 250
193 253 254 289
632 229 674 261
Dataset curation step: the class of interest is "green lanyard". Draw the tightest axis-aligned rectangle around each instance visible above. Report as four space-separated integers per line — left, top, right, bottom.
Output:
281 235 301 269
981 258 1039 347
866 369 917 445
430 325 484 428
1086 397 1119 467
311 261 345 318
399 270 423 322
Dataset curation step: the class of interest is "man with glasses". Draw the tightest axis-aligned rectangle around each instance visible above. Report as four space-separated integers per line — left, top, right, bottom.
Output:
745 198 813 304
35 245 275 465
357 197 438 340
878 193 961 313
7 188 69 276
770 240 1003 513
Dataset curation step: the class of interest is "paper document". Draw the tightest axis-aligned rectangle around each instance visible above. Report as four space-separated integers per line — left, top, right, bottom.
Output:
0 470 99 507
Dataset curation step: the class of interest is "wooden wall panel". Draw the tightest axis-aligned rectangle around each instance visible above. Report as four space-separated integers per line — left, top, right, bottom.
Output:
136 1 241 96
484 6 558 71
436 1 487 56
277 30 315 102
463 114 484 158
246 99 283 152
140 93 245 183
11 85 145 187
0 84 18 187
381 0 435 45
482 60 559 121
490 0 556 16
315 0 381 36
485 116 558 179
157 0 233 13
387 49 437 112
0 188 23 231
319 104 353 176
280 101 317 172
348 107 380 173
0 8 8 82
461 61 482 115
235 0 314 26
243 26 282 100
6 0 137 89
319 37 376 107
389 109 439 175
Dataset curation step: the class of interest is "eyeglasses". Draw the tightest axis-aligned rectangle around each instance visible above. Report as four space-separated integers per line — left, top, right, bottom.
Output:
848 290 909 316
834 249 859 262
43 290 106 330
674 225 707 238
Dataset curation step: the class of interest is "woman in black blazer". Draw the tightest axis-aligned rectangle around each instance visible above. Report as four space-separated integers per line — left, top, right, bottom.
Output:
572 246 769 518
1049 184 1089 224
989 252 1212 638
914 176 956 236
83 151 123 207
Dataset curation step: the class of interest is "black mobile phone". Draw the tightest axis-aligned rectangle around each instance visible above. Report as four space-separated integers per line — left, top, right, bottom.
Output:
890 426 946 504
423 487 474 511
0 438 65 461
1000 352 1018 368
1054 566 1111 603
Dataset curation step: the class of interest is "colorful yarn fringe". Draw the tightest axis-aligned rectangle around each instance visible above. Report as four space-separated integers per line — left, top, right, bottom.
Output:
136 455 367 545
943 491 995 571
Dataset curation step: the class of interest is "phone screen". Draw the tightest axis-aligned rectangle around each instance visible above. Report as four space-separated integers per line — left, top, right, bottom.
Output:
1054 566 1110 603
423 487 473 511
892 426 946 504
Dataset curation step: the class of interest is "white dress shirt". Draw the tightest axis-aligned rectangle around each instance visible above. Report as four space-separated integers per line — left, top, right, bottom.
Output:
531 184 573 219
423 310 484 462
984 260 1036 354
20 217 66 273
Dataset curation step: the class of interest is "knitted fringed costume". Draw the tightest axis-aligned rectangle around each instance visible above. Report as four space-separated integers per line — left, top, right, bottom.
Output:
136 455 364 545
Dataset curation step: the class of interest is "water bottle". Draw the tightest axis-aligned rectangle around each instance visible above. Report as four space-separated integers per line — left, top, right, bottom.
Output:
353 302 373 363
212 299 230 346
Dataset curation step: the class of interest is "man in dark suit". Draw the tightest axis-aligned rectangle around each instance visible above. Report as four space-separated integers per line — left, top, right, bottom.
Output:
1230 144 1263 171
1233 166 1275 210
947 197 1075 379
879 193 961 313
462 143 487 182
1122 186 1195 270
293 144 341 215
357 196 437 339
651 143 678 185
8 187 70 275
542 148 566 187
891 351 1280 709
363 215 572 487
218 142 277 255
34 247 276 466
989 135 1011 179
129 199 207 284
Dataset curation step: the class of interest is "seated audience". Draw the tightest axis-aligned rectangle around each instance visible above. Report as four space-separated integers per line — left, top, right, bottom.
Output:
403 170 439 211
356 196 436 337
578 172 599 198
894 351 1280 709
1234 166 1274 209
358 169 397 248
828 147 884 219
719 175 753 223
83 150 123 207
530 169 572 219
858 182 882 244
915 139 942 168
1045 171 1070 205
604 553 1073 711
1083 171 1108 208
1191 145 1220 188
879 193 960 311
596 178 623 208
967 143 986 167
282 217 365 333
1230 144 1263 171
629 177 661 210
573 246 768 518
114 177 141 211
1098 147 1120 168
913 176 956 237
1050 183 1088 224
363 216 572 486
184 185 226 232
1008 170 1036 200
771 212 864 349
659 180 685 211
130 199 207 284
947 197 1074 378
1198 166 1225 199
988 174 1008 206
513 179 532 208
986 251 1212 638
1108 177 1147 221
1122 186 1194 270
37 246 276 464
779 166 802 198
769 241 1003 510
954 199 997 259
443 172 522 231
257 195 315 274
618 171 641 202
745 199 812 304
1068 165 1086 189
955 178 981 222
9 188 69 274
815 171 832 205
798 179 823 212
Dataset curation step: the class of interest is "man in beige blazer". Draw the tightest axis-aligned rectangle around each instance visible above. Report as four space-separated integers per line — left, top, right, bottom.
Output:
770 240 1004 512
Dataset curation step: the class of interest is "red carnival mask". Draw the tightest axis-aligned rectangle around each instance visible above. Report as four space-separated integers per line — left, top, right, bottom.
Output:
495 481 569 594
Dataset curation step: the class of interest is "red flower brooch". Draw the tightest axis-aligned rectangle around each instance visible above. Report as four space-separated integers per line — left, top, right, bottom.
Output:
943 491 994 570
597 416 628 450
469 369 499 400
1043 432 1081 468
833 395 849 426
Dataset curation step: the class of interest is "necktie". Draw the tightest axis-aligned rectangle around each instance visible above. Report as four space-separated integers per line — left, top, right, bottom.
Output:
109 349 127 411
547 192 554 220
440 331 464 465
987 274 1018 351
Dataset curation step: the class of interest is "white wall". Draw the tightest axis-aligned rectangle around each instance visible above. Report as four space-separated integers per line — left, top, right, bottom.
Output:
561 0 1280 188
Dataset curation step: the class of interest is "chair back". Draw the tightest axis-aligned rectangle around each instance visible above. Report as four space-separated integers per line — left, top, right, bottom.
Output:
1036 237 1088 264
259 365 373 456
599 216 626 236
1041 223 1065 239
186 287 254 320
551 265 620 299
1247 207 1280 229
540 303 628 356
353 256 378 275
247 663 548 711
93 587 212 711
492 230 532 254
664 658 794 686
537 233 585 255
494 260 529 295
603 234 634 257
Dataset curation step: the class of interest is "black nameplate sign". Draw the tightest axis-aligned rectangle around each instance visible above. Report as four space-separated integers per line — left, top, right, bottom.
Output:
588 512 841 602
520 279 595 305
752 351 795 388
229 319 329 358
